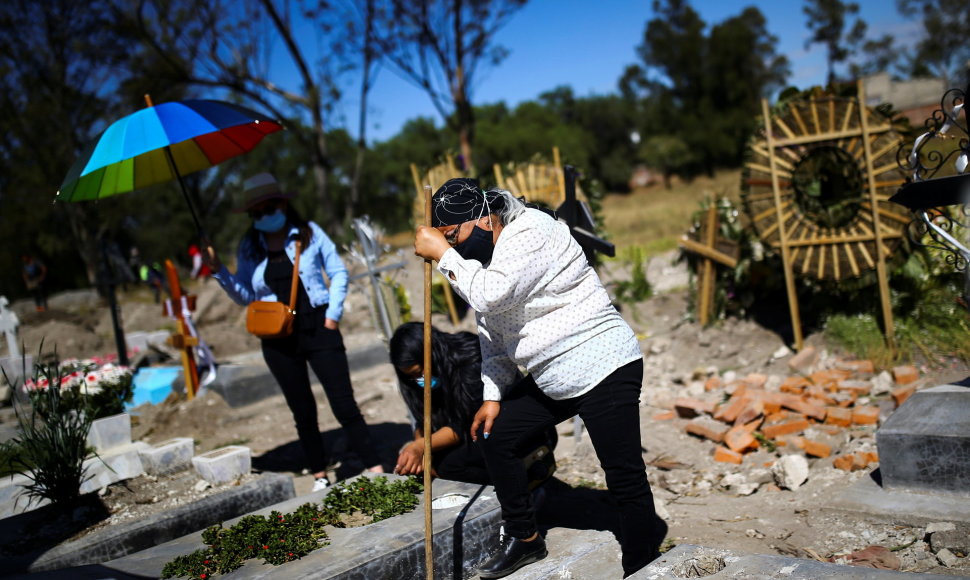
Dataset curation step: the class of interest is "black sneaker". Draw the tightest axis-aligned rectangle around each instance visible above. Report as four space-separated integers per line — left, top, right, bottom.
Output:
478 535 548 579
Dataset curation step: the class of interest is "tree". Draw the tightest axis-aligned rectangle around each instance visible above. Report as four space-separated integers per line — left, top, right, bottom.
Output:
803 0 868 86
897 0 970 87
848 34 901 79
369 0 528 172
0 0 146 292
634 0 788 176
639 135 692 189
127 0 348 234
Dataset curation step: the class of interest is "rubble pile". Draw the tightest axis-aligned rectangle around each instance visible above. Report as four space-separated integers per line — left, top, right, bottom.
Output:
656 346 924 486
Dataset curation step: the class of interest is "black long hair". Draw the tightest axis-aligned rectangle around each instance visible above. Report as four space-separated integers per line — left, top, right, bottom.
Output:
241 203 312 262
389 322 483 439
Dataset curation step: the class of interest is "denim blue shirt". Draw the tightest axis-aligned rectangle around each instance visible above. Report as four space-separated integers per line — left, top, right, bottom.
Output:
213 221 348 322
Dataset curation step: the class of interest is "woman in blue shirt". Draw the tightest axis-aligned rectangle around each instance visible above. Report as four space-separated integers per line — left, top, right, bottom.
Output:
205 173 383 491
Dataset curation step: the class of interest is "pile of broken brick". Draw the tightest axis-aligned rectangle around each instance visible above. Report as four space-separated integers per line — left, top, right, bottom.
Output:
656 345 921 469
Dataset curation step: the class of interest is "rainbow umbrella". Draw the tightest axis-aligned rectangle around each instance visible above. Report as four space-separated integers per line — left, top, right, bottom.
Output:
56 96 283 233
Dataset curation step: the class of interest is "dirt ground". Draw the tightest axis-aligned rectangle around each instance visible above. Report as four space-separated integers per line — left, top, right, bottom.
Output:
4 251 970 576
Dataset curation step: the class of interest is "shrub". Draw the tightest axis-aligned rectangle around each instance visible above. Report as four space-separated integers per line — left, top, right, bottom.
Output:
161 476 423 579
2 356 94 508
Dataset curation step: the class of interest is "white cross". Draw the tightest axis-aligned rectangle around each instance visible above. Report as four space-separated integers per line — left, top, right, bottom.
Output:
0 296 20 359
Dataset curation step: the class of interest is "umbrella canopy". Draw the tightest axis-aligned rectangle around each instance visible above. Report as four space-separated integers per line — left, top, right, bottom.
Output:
57 99 283 202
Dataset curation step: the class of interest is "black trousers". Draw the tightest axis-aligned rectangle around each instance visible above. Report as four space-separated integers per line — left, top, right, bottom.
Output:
434 440 491 485
262 325 380 473
435 427 557 487
479 359 665 576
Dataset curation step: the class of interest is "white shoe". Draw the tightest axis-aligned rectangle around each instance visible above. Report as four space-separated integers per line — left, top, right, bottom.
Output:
312 477 330 492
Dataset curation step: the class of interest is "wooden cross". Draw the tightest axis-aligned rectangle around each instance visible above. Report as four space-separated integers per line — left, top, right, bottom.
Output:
678 206 738 326
162 260 200 400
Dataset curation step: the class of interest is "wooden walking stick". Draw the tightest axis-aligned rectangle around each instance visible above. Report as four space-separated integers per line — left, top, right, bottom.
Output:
422 184 435 579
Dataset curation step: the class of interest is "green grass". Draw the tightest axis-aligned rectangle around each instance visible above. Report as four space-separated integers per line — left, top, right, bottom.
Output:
601 170 742 258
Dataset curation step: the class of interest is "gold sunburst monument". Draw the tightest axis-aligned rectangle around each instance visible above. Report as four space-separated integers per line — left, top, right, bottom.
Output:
742 80 910 350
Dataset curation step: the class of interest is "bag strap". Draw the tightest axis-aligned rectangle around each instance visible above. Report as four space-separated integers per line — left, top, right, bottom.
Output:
288 241 302 311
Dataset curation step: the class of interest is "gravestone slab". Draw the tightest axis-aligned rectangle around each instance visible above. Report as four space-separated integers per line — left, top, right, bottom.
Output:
101 476 502 580
633 544 953 579
192 446 251 484
80 442 149 494
86 413 132 452
139 437 194 475
16 473 295 574
876 384 970 497
0 353 32 385
0 296 20 359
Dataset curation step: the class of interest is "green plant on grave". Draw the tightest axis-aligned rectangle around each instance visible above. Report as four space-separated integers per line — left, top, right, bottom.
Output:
321 474 423 524
161 476 423 579
614 246 653 305
2 355 94 508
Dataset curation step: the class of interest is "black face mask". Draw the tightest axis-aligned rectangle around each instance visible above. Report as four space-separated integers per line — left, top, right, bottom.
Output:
454 225 494 265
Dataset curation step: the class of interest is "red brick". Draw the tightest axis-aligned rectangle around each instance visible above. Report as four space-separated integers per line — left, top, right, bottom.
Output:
805 386 838 406
740 418 763 433
714 396 750 423
713 446 743 464
742 373 767 390
724 425 759 453
734 398 765 426
673 397 716 418
862 451 879 464
810 369 851 389
891 384 917 407
834 391 858 407
825 407 853 427
837 379 872 396
833 454 855 471
892 365 919 385
852 406 880 425
762 416 810 439
787 345 818 374
766 410 789 423
704 376 722 392
685 417 730 443
852 453 871 470
801 438 832 458
835 359 875 375
780 394 827 421
817 424 843 436
725 382 747 397
652 411 676 421
780 376 810 394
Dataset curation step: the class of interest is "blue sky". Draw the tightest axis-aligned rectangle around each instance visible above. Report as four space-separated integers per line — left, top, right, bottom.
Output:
326 0 921 143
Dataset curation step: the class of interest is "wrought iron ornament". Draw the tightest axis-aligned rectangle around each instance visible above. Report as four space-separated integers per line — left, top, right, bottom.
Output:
892 84 970 275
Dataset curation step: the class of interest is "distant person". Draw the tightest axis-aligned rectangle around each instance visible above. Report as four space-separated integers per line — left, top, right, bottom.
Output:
21 254 48 312
140 262 167 304
203 173 383 491
413 178 667 578
188 244 212 281
389 322 556 487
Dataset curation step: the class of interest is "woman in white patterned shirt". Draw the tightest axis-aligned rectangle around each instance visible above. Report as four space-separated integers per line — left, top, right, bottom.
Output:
414 178 667 579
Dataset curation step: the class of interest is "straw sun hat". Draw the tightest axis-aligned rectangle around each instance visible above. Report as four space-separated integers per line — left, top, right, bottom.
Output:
233 172 295 213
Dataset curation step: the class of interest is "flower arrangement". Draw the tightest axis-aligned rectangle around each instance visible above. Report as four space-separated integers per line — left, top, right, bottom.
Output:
22 357 134 421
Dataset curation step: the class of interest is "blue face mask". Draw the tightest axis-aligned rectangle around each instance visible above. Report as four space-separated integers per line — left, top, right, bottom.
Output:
254 209 287 233
415 376 440 389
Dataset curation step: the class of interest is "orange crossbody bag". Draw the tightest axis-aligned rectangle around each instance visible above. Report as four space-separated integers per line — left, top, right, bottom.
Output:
245 241 302 339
